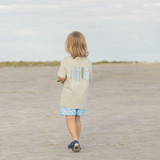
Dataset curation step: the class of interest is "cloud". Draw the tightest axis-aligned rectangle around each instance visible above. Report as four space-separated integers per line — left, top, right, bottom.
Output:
4 42 47 51
10 29 40 35
0 5 57 10
0 5 10 9
152 3 160 7
142 4 150 7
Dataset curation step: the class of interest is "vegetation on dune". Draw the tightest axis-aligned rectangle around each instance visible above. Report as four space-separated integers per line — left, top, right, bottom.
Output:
92 60 136 64
0 61 60 67
0 60 138 67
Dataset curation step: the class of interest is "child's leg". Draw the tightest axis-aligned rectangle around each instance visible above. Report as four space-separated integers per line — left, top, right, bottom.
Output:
65 115 78 141
75 115 81 140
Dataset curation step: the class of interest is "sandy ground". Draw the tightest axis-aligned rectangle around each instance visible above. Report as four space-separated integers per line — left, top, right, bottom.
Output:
0 63 160 160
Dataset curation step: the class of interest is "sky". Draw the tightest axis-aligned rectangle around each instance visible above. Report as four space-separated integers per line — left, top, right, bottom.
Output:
0 0 160 62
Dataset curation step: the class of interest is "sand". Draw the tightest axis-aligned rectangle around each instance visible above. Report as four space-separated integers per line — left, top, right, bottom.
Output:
0 63 160 160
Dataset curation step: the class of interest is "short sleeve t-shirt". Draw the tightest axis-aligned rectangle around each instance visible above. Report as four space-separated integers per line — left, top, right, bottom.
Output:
58 56 93 109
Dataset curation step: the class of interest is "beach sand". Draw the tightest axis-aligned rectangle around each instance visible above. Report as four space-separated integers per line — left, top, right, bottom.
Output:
0 63 160 160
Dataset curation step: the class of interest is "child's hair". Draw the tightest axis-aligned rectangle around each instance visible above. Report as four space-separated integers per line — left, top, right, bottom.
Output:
65 31 89 59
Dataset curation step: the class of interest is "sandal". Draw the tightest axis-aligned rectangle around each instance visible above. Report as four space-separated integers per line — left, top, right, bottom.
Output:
72 140 81 152
68 142 73 149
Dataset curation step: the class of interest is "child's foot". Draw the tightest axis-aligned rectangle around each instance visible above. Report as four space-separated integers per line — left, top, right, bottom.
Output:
68 141 73 149
72 140 81 152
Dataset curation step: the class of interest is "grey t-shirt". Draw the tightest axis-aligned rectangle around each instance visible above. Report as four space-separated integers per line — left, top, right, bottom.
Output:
58 56 92 109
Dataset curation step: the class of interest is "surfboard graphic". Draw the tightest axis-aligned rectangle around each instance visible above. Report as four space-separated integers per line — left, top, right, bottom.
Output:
85 66 89 80
74 66 78 81
78 66 80 81
81 67 84 80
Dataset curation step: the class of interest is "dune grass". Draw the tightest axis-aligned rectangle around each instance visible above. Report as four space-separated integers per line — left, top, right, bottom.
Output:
0 61 60 67
92 60 136 65
0 60 137 67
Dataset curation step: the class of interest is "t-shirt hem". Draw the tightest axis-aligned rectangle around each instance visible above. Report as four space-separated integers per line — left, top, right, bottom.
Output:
60 105 86 110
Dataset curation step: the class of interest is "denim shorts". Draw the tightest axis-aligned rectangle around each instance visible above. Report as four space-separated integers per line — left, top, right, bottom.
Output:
60 107 85 116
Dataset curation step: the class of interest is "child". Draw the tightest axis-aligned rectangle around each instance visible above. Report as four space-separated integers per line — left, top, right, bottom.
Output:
57 31 92 152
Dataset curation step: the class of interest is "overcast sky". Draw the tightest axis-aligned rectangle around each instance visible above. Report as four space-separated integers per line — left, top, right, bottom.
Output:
0 0 160 62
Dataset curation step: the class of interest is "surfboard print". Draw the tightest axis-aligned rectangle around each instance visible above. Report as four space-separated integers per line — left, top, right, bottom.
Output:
85 66 89 80
74 66 78 81
81 67 84 80
78 66 80 81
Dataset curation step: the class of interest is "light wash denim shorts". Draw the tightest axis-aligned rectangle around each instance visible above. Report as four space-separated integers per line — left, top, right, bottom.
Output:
60 107 85 116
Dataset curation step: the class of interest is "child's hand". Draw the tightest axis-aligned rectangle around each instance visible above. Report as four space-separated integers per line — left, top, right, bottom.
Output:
58 76 65 84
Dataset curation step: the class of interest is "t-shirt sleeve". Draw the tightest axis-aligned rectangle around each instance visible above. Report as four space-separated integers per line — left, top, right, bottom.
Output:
58 59 67 78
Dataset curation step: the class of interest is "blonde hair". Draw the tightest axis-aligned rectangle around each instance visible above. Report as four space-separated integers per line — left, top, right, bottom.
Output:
65 31 89 59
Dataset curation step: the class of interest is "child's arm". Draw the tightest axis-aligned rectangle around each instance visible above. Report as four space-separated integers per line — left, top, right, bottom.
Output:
57 58 67 84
